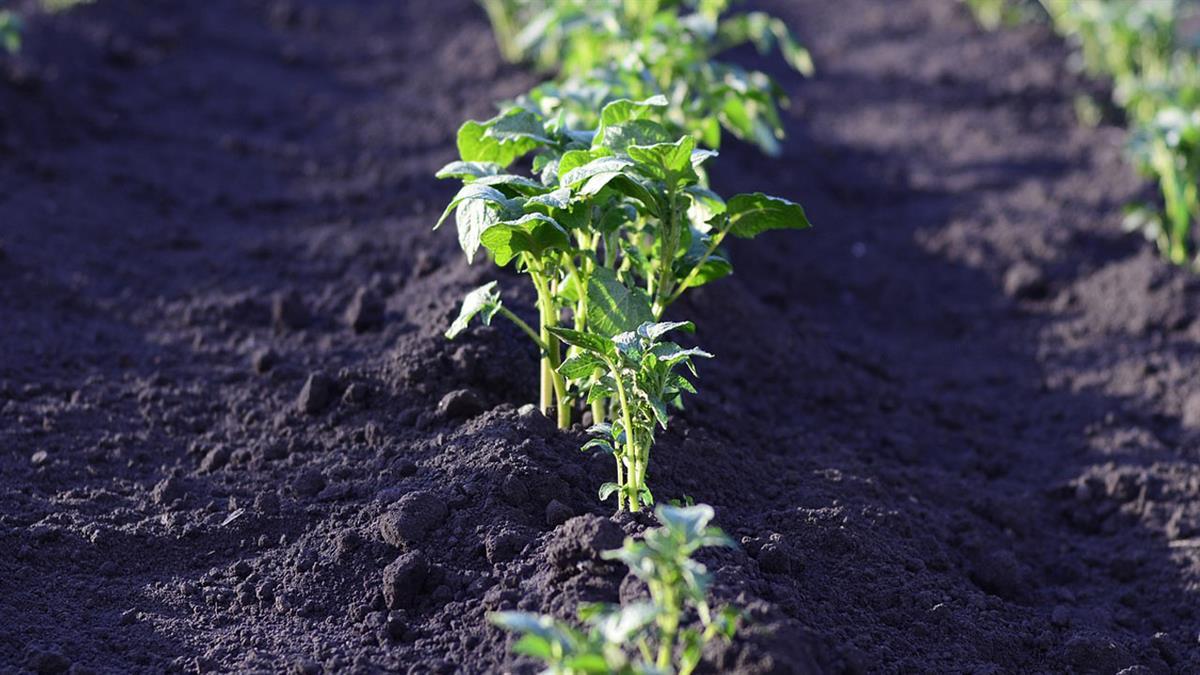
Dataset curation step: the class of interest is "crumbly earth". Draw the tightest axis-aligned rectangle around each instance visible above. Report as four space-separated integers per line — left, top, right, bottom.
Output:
2 0 1199 673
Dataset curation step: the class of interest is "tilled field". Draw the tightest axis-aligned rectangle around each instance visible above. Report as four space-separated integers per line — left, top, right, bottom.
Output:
2 0 1200 673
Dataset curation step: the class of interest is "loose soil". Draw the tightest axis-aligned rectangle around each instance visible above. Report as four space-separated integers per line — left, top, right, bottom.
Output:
3 0 1200 673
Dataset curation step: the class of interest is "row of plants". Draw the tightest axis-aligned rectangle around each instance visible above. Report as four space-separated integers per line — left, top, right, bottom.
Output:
964 0 1200 267
439 0 814 513
430 2 815 672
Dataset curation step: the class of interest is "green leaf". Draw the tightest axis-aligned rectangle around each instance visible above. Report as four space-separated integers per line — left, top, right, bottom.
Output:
650 343 714 367
597 602 657 643
637 321 694 342
612 330 642 357
587 379 617 404
670 373 697 394
474 174 549 196
457 115 541 167
445 282 501 339
720 95 781 157
648 395 669 428
638 486 654 507
558 148 614 184
512 634 554 660
599 95 669 129
560 156 634 189
598 482 622 502
581 437 615 455
479 213 570 266
562 654 610 674
434 161 503 181
599 119 673 153
627 136 697 181
725 192 812 239
435 183 522 262
526 187 573 210
586 422 615 439
603 175 662 216
657 504 713 538
488 108 554 145
548 326 615 356
685 186 727 232
560 353 606 380
489 611 567 642
586 267 654 338
435 183 511 230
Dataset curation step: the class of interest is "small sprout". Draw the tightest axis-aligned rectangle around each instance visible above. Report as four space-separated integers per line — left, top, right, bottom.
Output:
491 504 739 675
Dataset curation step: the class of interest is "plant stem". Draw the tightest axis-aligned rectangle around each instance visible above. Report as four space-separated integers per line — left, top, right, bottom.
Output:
611 365 640 512
653 184 679 316
655 586 680 670
532 271 570 428
495 306 549 353
479 0 520 63
661 223 731 315
591 396 606 426
613 447 626 512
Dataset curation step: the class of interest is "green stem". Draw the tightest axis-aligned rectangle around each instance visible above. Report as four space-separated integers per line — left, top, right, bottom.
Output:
495 306 549 353
479 0 520 63
610 364 640 512
532 272 570 428
653 184 680 316
660 222 731 315
591 395 606 426
655 586 681 670
613 447 626 512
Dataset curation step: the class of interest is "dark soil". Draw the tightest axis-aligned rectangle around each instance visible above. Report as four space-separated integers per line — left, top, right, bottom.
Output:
3 0 1200 673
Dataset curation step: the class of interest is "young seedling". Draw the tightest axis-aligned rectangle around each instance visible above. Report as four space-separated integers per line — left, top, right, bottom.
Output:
490 504 739 675
552 321 710 513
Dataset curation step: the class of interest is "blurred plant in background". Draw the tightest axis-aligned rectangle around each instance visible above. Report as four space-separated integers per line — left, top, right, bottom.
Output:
480 0 813 157
963 0 1200 268
0 6 20 54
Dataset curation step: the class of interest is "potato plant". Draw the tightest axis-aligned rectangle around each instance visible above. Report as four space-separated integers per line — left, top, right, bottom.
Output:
439 99 810 434
973 0 1200 267
481 0 813 157
491 504 738 674
552 321 710 512
1127 107 1200 265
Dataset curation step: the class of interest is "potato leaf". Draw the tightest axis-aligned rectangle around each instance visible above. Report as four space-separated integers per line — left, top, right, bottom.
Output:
445 281 502 339
638 321 694 341
457 111 545 167
474 174 550 196
587 267 653 338
548 326 615 357
599 119 673 153
480 214 570 266
560 353 606 380
557 147 615 184
627 135 697 181
560 156 635 189
435 161 504 181
725 192 812 238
